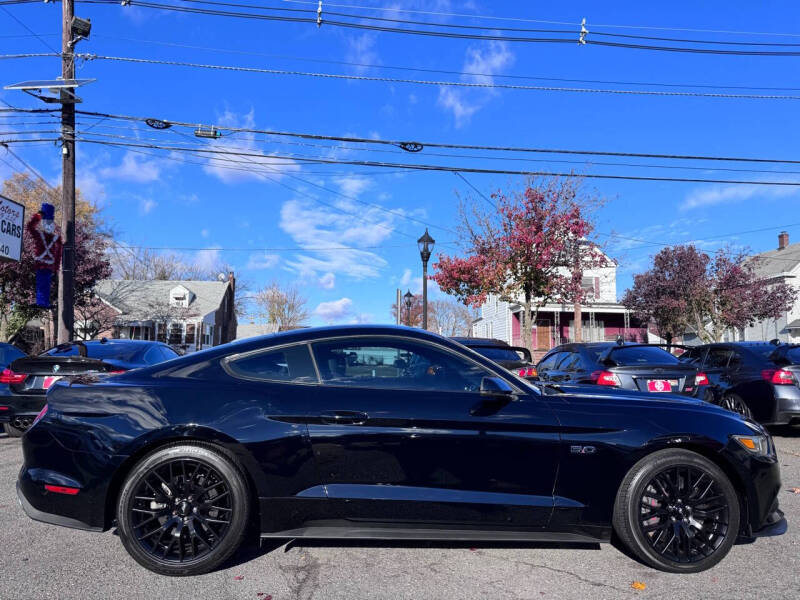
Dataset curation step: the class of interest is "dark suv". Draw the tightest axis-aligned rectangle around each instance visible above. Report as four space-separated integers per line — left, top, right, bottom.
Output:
678 342 800 424
537 342 701 395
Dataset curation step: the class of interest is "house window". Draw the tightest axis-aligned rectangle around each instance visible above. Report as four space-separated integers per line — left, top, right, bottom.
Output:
169 323 183 346
185 323 196 345
156 322 167 343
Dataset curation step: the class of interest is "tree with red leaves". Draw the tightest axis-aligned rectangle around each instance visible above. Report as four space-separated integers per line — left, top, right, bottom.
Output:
431 177 605 351
623 244 796 344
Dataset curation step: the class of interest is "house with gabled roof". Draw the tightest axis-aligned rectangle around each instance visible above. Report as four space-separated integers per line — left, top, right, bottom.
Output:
744 231 800 342
90 274 237 353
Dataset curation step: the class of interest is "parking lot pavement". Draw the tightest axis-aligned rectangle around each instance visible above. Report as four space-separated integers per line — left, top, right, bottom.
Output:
1 431 799 600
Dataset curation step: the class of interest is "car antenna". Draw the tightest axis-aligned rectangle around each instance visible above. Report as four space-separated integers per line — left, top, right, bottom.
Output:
769 338 781 346
616 335 625 346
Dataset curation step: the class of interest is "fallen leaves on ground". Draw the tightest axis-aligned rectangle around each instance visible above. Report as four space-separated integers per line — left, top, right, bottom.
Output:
256 594 272 599
233 575 245 581
788 487 800 494
631 581 647 590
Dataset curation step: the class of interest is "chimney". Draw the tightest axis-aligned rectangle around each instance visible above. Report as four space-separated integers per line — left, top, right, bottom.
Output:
778 231 789 250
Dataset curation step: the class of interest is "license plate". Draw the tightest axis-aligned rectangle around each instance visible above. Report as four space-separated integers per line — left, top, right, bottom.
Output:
647 380 672 392
42 376 62 389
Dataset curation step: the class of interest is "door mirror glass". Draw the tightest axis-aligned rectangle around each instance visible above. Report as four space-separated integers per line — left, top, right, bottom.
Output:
480 376 514 396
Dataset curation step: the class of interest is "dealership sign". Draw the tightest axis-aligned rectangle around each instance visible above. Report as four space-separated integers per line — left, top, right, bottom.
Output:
0 194 25 262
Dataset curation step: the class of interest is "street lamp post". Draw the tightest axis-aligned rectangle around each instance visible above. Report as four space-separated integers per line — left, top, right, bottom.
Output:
417 229 435 330
403 290 414 326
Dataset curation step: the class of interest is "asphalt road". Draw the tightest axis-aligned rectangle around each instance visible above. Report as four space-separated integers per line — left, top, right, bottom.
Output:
1 430 798 600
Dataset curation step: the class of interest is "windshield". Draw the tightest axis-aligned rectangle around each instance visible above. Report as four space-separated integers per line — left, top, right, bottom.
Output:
470 346 525 362
609 346 679 365
43 343 144 362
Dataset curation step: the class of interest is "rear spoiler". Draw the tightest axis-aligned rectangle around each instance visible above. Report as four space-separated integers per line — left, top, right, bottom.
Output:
468 344 532 363
597 343 691 366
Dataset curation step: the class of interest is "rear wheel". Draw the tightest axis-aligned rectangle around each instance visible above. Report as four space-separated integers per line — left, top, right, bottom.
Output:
613 449 740 573
3 422 25 437
116 443 251 576
720 394 752 418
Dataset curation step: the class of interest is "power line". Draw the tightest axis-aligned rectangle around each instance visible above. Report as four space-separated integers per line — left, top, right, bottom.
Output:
0 5 59 53
84 35 800 93
74 53 800 100
57 136 800 186
454 172 496 209
70 107 800 167
68 0 800 55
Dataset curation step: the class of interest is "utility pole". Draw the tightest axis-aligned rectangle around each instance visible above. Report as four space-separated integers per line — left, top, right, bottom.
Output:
58 0 76 343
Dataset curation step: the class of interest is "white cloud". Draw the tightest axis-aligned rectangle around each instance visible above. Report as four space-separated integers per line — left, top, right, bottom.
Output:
334 175 371 198
319 272 336 289
246 252 280 270
201 109 300 183
682 184 798 211
139 198 157 215
76 172 107 207
279 193 399 280
315 297 353 323
100 151 161 183
201 229 210 238
345 33 380 74
437 40 514 127
194 247 222 272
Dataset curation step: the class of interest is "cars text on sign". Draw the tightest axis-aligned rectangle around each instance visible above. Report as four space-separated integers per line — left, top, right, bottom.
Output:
0 194 25 262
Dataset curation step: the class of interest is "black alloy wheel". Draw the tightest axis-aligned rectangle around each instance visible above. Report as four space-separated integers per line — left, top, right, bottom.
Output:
117 444 250 576
613 449 740 573
720 394 752 419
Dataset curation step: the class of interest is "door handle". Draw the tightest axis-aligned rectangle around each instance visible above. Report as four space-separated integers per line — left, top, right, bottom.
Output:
320 410 368 425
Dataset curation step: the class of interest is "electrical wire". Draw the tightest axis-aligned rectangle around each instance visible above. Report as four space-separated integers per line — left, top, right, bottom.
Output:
74 53 800 100
69 107 800 167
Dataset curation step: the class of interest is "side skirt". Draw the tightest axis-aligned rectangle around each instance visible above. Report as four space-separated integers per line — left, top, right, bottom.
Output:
261 522 610 544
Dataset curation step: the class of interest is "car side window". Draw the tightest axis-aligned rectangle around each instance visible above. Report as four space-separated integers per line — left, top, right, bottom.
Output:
311 338 494 392
705 348 733 369
160 346 179 361
227 344 318 383
143 346 163 365
727 351 744 370
557 352 580 371
537 353 560 371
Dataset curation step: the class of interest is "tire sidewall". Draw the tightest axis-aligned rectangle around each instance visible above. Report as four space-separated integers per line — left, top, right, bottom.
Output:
3 422 25 437
116 444 250 576
620 450 740 573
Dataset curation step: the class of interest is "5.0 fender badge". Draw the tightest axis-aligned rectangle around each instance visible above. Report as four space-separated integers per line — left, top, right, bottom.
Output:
570 445 596 455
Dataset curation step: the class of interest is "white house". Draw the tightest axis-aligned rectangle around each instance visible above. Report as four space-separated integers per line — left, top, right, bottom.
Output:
471 252 645 356
744 231 800 343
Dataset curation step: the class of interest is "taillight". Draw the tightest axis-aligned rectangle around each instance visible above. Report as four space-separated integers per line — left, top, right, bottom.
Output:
0 368 27 384
762 369 796 385
518 367 537 377
44 484 79 495
31 404 48 427
591 370 620 386
108 370 126 375
695 372 709 386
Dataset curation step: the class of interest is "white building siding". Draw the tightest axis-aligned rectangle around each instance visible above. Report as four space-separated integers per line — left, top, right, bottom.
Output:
472 296 512 343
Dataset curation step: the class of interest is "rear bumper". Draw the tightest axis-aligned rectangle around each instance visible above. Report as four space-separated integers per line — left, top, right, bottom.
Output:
769 386 800 425
16 479 102 531
0 389 45 420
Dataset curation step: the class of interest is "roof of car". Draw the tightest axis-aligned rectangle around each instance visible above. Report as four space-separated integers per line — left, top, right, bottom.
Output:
450 337 509 346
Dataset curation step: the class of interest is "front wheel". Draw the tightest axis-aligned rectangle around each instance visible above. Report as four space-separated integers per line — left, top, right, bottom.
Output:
116 443 251 576
613 449 740 573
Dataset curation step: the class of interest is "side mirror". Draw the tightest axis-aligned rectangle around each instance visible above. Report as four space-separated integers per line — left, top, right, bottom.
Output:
480 376 514 396
472 377 514 416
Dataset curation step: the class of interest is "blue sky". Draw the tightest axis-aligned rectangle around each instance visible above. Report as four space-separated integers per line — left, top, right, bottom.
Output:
2 1 800 325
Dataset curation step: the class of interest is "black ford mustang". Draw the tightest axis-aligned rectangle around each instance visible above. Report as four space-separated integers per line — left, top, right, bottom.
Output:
17 325 784 576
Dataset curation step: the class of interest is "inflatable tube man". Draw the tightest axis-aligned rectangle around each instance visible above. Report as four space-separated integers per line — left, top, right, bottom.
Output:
27 203 62 308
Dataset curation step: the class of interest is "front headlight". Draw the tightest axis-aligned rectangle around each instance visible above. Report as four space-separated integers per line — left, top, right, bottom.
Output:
732 434 773 457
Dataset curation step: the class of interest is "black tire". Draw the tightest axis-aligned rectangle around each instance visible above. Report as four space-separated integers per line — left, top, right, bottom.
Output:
613 449 740 573
3 422 25 437
116 443 251 576
721 394 752 419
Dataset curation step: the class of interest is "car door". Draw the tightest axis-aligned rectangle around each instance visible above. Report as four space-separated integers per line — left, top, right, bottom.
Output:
304 335 561 529
535 351 562 381
539 351 569 382
556 351 583 384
